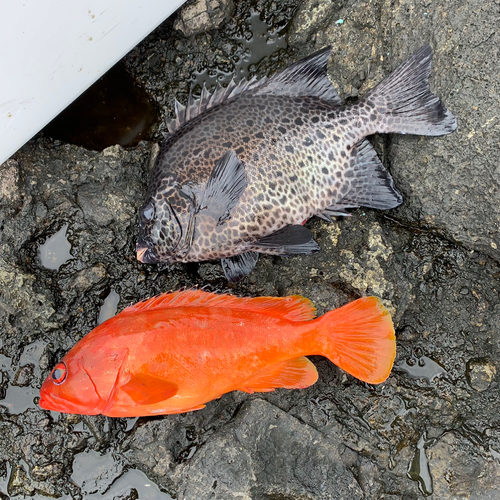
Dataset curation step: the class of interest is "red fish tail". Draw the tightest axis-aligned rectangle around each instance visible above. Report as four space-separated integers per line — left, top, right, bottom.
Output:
314 297 396 384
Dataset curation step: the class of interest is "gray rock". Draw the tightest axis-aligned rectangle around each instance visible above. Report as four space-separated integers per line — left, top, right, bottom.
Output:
1 0 500 498
466 357 497 392
172 399 363 499
174 0 235 37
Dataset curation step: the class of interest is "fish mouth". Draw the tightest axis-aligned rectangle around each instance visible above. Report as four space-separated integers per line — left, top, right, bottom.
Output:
39 388 100 415
136 245 159 264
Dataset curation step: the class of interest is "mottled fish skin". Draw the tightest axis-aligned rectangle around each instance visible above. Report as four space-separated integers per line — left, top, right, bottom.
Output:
137 45 457 281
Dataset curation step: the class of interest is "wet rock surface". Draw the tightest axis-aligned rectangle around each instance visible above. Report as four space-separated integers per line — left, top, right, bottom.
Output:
1 0 499 498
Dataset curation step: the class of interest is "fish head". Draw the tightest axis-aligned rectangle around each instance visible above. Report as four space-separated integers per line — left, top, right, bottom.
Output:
137 187 194 264
39 342 129 415
39 356 102 415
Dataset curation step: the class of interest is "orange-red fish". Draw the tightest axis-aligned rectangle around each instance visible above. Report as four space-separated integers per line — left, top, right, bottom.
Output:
39 290 396 417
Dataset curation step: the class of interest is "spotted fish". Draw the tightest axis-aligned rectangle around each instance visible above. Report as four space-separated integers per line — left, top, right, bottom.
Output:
137 45 457 281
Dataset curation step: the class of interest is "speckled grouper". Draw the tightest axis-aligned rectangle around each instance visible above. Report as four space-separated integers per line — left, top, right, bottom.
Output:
137 45 457 282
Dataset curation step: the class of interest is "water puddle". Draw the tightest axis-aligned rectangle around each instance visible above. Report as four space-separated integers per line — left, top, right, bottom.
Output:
1 340 47 414
396 354 448 382
98 289 120 324
190 9 287 92
407 433 433 496
71 449 172 499
38 224 73 271
43 62 159 151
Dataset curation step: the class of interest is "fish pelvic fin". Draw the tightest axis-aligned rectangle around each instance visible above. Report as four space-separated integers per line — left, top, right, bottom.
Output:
359 45 456 137
314 297 396 384
239 357 318 394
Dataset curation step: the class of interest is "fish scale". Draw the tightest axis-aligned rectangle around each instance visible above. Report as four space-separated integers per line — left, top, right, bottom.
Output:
137 45 457 282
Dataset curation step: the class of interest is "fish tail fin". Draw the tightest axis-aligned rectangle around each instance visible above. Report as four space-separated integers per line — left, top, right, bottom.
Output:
362 45 457 136
315 297 396 384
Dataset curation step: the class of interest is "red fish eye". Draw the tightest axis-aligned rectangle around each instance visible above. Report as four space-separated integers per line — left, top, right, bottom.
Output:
51 362 67 384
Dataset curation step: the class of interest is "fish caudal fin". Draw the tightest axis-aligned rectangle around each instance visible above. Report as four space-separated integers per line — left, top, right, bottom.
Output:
362 45 457 136
317 297 396 384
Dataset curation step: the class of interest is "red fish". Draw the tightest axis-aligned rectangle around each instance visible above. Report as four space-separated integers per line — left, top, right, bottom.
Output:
39 290 395 417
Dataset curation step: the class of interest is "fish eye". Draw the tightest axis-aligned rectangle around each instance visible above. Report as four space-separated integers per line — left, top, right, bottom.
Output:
141 203 155 221
51 362 67 385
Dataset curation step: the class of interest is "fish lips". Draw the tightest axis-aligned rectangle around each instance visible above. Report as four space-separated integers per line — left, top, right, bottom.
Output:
136 245 160 264
39 383 101 415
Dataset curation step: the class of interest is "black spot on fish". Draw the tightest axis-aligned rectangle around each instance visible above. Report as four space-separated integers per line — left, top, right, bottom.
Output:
332 134 340 142
269 182 276 190
226 126 234 132
280 195 287 204
370 113 377 121
235 147 245 155
341 151 346 158
204 149 212 159
256 132 265 139
328 152 334 161
295 117 304 126
265 117 273 124
257 193 264 201
290 175 298 182
193 148 201 156
269 154 277 161
278 126 287 134
242 136 250 143
322 167 328 174
312 116 320 123
316 130 325 139
339 119 348 125
222 141 232 148
303 138 314 146
247 120 254 126
285 145 294 153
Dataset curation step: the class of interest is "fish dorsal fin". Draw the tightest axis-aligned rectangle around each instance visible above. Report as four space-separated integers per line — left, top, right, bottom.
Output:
121 373 178 405
122 289 316 322
165 47 340 136
239 357 318 393
166 76 267 136
254 46 341 103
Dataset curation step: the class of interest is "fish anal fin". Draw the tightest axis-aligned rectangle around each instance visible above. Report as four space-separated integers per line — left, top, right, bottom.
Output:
253 225 320 255
240 357 318 393
255 46 341 103
122 290 316 322
199 150 247 225
335 140 403 211
221 251 259 283
121 373 178 405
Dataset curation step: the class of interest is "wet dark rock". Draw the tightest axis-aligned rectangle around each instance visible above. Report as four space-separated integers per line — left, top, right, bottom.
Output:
288 0 342 47
466 357 497 392
172 399 363 499
1 0 500 498
174 0 235 37
12 364 34 387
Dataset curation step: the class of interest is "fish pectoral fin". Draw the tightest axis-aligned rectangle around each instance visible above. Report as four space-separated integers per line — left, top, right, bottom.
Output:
199 150 247 225
121 373 178 405
221 251 259 282
239 357 318 393
332 140 403 211
253 225 320 255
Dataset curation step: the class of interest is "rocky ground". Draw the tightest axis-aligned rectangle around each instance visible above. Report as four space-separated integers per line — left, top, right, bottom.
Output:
0 0 499 498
